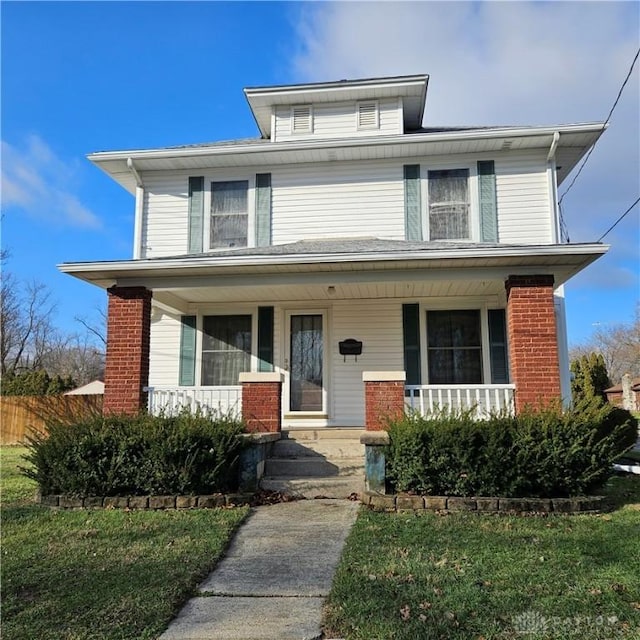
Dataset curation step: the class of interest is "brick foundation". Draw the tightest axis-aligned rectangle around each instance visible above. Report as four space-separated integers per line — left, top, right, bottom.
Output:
506 275 561 412
239 373 283 433
363 372 406 430
103 286 151 415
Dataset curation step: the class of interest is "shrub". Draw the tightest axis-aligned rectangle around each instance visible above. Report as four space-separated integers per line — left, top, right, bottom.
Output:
22 411 247 497
1 370 76 396
385 402 637 498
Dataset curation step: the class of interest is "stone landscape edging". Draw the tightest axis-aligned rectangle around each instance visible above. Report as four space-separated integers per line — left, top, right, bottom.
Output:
361 492 606 514
38 493 254 509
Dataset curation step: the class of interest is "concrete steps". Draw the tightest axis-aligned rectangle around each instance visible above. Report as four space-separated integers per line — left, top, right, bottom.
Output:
260 428 365 499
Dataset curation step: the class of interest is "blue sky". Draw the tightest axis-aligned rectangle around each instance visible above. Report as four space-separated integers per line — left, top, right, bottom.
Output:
2 1 639 347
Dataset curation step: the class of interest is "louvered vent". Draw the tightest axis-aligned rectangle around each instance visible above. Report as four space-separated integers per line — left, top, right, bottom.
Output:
292 106 312 133
358 101 379 129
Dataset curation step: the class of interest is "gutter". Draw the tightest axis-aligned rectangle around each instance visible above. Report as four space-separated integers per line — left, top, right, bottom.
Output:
127 158 144 259
546 132 561 243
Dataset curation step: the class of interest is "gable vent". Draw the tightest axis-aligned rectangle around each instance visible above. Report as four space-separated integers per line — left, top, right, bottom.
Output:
358 101 379 129
292 105 312 133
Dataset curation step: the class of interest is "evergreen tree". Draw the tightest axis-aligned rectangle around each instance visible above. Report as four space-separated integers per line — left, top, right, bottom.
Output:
570 352 611 404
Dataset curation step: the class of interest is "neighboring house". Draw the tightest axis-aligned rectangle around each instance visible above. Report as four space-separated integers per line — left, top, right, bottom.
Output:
64 380 105 396
605 375 640 412
60 74 608 432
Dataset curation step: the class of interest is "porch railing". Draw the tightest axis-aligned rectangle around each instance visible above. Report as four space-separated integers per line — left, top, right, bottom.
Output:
144 386 242 417
405 384 516 419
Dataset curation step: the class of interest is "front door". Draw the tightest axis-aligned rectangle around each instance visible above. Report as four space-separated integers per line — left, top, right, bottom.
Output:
286 312 326 414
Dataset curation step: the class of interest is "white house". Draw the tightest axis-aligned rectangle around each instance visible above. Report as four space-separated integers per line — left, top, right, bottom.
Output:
60 74 607 434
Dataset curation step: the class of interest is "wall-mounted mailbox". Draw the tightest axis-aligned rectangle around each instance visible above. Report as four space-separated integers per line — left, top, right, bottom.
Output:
339 339 363 361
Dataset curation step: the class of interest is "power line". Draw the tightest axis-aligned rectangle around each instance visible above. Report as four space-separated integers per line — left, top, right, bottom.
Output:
596 197 640 242
559 47 640 206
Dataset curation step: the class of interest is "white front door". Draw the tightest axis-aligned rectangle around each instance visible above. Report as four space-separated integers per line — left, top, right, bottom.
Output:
284 311 327 415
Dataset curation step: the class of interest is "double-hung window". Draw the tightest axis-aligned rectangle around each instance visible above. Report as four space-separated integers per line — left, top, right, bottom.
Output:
427 310 482 384
210 180 249 248
427 169 470 240
201 315 252 386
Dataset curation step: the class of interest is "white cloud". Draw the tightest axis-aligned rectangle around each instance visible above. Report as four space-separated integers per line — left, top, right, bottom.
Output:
1 135 102 229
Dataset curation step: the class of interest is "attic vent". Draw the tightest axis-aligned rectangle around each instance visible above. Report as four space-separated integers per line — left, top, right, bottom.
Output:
501 140 514 150
292 105 312 133
357 101 379 129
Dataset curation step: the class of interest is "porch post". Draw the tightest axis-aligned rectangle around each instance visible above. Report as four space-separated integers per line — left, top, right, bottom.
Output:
239 372 283 433
505 275 561 412
363 371 406 431
103 286 152 415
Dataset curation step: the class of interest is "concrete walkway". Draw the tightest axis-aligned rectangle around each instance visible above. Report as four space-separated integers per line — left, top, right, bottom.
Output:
159 499 360 640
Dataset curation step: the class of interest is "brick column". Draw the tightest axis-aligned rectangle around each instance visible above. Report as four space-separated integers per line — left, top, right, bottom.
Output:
506 275 561 412
103 286 152 415
239 372 283 433
363 371 406 431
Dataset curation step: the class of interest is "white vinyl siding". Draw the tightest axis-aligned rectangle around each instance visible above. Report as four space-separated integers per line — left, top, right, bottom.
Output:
274 98 400 141
272 160 405 243
495 151 552 244
330 300 404 426
149 309 182 386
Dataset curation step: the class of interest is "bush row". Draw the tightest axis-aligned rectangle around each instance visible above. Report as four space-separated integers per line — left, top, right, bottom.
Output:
22 411 246 497
385 401 637 498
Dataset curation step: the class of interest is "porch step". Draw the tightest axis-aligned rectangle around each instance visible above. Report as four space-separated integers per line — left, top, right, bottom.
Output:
265 456 364 478
260 475 364 500
275 428 365 459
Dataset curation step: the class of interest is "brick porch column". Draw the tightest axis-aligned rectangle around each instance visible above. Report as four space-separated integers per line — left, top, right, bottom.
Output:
505 275 561 413
103 286 152 415
239 372 283 433
363 371 406 431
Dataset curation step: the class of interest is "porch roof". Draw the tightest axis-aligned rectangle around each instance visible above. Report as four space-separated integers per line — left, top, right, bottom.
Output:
60 240 607 305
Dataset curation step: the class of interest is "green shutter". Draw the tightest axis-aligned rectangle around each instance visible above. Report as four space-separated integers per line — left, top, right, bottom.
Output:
404 165 422 241
402 304 422 385
488 309 509 384
478 161 498 242
255 173 272 247
179 315 197 386
188 177 204 253
257 306 274 372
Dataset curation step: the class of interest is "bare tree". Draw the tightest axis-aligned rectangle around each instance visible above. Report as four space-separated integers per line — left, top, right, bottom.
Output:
570 304 640 384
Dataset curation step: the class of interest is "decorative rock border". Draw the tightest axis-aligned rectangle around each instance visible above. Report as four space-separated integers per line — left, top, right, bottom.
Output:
362 492 605 514
38 493 254 509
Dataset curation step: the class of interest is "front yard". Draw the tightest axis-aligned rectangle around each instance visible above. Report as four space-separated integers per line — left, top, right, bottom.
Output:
325 474 640 639
1 447 248 640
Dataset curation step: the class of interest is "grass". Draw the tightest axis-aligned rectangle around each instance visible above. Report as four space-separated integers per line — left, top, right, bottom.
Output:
1 446 248 640
325 474 640 639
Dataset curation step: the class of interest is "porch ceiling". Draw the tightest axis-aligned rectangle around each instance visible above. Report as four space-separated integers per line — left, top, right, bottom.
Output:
60 241 608 312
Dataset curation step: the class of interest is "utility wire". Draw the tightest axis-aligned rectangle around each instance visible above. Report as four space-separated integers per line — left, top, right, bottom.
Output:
559 47 640 206
596 197 640 242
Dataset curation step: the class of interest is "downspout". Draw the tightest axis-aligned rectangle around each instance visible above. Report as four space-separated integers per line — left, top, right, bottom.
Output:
127 158 145 259
546 132 571 406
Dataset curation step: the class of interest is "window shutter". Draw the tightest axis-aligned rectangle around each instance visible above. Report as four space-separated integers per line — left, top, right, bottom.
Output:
478 161 498 242
292 106 312 133
255 173 272 247
488 309 509 384
257 306 274 372
358 101 378 128
402 304 422 385
179 315 197 386
404 165 422 241
188 177 204 254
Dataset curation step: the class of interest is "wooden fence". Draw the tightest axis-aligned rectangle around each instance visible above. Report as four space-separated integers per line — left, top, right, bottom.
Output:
0 395 103 445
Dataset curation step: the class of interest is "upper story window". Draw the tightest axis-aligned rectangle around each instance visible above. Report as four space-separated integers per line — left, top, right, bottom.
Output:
211 180 248 249
357 101 379 130
427 169 470 240
291 105 313 134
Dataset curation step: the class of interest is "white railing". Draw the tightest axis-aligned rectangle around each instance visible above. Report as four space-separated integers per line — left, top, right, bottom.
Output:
144 386 242 417
405 384 516 419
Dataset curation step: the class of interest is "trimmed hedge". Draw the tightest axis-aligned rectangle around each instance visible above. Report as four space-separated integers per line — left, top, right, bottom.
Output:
22 411 246 497
385 401 638 498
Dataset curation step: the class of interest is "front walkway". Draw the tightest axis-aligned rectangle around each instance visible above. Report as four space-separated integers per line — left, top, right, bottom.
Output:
159 499 360 640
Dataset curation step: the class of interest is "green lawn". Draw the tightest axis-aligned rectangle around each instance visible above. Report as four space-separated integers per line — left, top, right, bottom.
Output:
325 474 640 640
1 447 248 640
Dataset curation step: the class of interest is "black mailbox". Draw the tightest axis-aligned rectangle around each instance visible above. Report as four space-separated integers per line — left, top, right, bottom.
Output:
339 339 363 361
